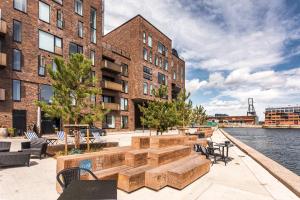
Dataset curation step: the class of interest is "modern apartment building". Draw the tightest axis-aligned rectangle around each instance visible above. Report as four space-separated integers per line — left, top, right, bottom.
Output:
264 106 300 127
0 1 185 135
103 15 185 129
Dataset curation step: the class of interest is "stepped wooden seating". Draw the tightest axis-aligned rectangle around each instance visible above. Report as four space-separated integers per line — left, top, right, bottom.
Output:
148 145 191 166
57 134 211 193
118 165 153 192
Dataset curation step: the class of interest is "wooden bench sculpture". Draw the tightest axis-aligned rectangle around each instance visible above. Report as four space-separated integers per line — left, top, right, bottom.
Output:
57 135 211 193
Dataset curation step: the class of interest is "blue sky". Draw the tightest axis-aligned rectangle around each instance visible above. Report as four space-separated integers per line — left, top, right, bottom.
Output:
104 0 300 120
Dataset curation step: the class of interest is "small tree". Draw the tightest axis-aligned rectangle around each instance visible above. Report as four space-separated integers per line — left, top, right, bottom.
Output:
36 54 106 149
139 86 177 135
174 89 193 128
191 105 207 127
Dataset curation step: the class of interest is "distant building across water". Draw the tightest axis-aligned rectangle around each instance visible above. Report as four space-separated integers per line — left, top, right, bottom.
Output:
264 106 300 127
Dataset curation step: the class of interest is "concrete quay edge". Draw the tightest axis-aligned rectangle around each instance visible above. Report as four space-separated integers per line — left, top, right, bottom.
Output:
220 128 300 198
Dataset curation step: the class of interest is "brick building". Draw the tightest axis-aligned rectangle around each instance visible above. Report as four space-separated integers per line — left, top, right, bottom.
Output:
264 106 300 127
0 1 185 135
207 115 257 125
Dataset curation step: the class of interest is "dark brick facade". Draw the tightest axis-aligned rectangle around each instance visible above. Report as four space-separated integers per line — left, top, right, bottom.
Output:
0 2 185 134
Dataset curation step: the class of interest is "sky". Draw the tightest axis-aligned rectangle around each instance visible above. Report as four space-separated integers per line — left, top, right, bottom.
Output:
103 0 300 120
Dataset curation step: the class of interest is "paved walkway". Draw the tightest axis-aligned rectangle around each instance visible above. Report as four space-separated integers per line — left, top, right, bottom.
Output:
0 129 298 200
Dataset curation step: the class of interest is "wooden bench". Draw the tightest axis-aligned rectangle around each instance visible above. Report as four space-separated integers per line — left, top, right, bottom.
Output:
145 154 201 190
167 157 211 189
125 149 149 167
90 165 132 180
118 165 153 192
148 145 191 166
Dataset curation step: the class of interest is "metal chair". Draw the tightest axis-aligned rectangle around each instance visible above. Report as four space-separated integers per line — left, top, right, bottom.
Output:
24 131 38 141
194 144 221 165
57 167 98 191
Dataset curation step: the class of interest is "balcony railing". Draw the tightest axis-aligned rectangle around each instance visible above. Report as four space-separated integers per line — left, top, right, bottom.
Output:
102 60 121 73
0 21 7 35
0 53 7 67
102 80 123 92
0 88 5 101
102 102 120 111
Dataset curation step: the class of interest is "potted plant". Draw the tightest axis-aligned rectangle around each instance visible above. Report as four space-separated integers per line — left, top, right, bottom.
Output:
0 125 8 138
7 128 15 138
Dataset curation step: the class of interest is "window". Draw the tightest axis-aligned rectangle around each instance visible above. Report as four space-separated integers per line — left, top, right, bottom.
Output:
90 8 97 43
149 50 152 63
104 115 115 129
122 80 128 93
155 55 158 66
143 48 148 61
158 73 166 85
14 0 27 12
57 10 64 29
173 71 176 80
90 50 95 66
143 66 152 74
121 116 128 129
90 94 96 105
143 32 146 43
13 49 21 71
90 71 95 86
13 80 21 101
121 63 128 77
150 84 153 96
103 96 114 103
143 82 148 95
159 57 162 68
78 21 83 38
13 20 22 42
148 35 152 47
54 0 63 5
75 0 83 16
38 55 46 76
158 42 164 54
39 1 50 23
40 85 53 104
52 59 57 72
39 30 62 53
164 59 168 70
120 98 128 111
69 42 83 55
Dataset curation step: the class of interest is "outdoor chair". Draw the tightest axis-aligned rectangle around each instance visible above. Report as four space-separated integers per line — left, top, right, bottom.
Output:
21 138 48 159
24 131 38 141
194 144 221 165
0 141 11 152
0 152 31 167
57 167 98 191
79 133 95 143
207 141 221 155
57 131 73 144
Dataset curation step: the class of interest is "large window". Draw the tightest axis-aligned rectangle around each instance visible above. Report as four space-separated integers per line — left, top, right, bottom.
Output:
150 84 153 96
120 98 128 111
103 96 114 103
69 42 83 55
13 49 21 71
148 35 152 47
14 0 27 13
121 116 128 129
78 21 83 38
143 82 148 95
121 63 128 77
57 10 64 29
143 32 146 43
149 50 152 63
39 1 50 23
39 30 62 53
164 59 168 70
52 59 57 72
158 42 165 55
158 73 166 85
40 84 53 104
104 115 115 129
90 50 95 66
143 48 148 61
13 80 21 101
38 55 46 76
13 20 22 42
122 80 128 94
90 8 97 44
75 0 83 16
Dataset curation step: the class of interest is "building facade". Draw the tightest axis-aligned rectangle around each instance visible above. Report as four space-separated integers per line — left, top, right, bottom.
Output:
0 2 185 134
207 115 257 125
264 106 300 127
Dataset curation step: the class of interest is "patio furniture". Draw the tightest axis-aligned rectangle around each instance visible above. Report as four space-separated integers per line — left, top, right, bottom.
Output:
92 132 104 143
57 167 98 191
207 141 221 155
194 144 221 165
0 141 11 152
21 138 48 159
46 138 58 145
57 180 117 200
0 152 31 167
80 133 95 143
24 131 38 141
57 131 73 144
217 141 234 165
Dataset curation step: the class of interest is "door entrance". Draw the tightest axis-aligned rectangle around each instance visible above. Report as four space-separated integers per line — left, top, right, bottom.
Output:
13 110 27 136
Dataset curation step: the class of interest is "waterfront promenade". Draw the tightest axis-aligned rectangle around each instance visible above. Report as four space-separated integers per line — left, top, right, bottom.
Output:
0 129 299 200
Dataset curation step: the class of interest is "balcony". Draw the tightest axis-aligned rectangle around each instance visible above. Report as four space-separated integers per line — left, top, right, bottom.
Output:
0 21 7 35
102 102 120 111
102 60 121 73
0 88 5 101
0 53 7 67
102 80 123 92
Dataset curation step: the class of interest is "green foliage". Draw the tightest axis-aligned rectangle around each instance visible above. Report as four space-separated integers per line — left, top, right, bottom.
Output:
191 105 207 126
174 89 193 127
69 148 83 155
36 53 106 125
139 85 177 135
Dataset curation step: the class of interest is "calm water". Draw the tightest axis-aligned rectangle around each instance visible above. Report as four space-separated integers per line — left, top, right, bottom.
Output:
224 128 300 176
